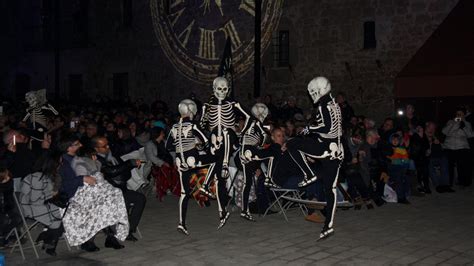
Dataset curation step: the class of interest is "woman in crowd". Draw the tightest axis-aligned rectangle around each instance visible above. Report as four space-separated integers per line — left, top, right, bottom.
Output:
145 127 178 199
58 135 128 251
442 107 473 187
20 152 64 256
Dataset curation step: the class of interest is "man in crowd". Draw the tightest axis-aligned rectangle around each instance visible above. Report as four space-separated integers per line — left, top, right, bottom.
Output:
92 136 146 241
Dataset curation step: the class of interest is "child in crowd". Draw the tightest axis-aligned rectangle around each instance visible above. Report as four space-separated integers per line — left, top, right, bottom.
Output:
387 133 412 204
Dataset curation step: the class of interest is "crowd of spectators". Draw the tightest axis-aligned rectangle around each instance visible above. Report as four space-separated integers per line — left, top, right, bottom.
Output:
0 93 472 256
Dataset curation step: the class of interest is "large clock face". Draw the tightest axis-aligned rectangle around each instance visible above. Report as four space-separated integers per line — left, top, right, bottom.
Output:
150 0 283 84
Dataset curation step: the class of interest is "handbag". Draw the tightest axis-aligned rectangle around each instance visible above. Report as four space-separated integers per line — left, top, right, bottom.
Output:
45 192 69 209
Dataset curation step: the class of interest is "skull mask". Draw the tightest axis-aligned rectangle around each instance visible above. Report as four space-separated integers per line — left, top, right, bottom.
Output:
307 77 331 104
251 103 269 123
178 99 198 119
213 77 230 101
25 89 47 108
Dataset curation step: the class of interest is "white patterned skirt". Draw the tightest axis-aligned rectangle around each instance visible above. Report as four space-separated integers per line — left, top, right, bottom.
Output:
62 181 129 246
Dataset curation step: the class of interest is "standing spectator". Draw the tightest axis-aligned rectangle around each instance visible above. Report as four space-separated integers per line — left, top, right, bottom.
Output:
464 105 474 152
378 118 396 144
425 122 453 193
442 107 473 187
387 133 412 204
398 104 421 135
409 125 431 193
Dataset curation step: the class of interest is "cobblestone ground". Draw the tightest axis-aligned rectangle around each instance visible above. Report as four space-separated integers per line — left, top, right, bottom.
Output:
4 186 474 265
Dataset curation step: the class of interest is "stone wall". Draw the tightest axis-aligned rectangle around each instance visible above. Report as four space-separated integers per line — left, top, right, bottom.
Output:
2 0 459 122
261 0 459 122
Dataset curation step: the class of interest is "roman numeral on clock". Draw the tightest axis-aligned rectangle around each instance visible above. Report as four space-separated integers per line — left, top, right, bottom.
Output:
197 28 217 59
219 20 242 51
239 0 255 16
177 20 195 49
169 7 185 27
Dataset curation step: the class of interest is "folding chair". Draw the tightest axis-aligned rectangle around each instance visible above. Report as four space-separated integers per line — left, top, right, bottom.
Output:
5 227 25 260
263 188 308 221
279 183 354 210
10 192 71 259
138 180 154 198
128 203 143 239
136 227 143 239
10 192 40 259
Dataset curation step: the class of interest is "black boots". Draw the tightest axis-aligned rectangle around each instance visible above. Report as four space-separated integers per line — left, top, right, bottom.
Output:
103 227 124 249
81 240 100 252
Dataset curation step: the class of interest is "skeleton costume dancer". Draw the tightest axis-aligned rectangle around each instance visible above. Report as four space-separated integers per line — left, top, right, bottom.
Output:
286 77 343 240
22 89 58 141
166 99 216 235
239 103 278 221
200 77 250 229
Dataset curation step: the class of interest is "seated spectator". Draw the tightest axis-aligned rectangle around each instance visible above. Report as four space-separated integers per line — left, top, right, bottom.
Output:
92 136 146 242
336 92 355 130
145 127 173 167
342 128 374 209
58 134 127 252
263 94 279 121
270 128 325 223
80 122 98 149
358 129 391 206
284 120 296 138
20 153 64 256
363 118 375 131
3 129 38 192
112 126 142 159
145 127 178 198
0 167 21 248
280 96 303 122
